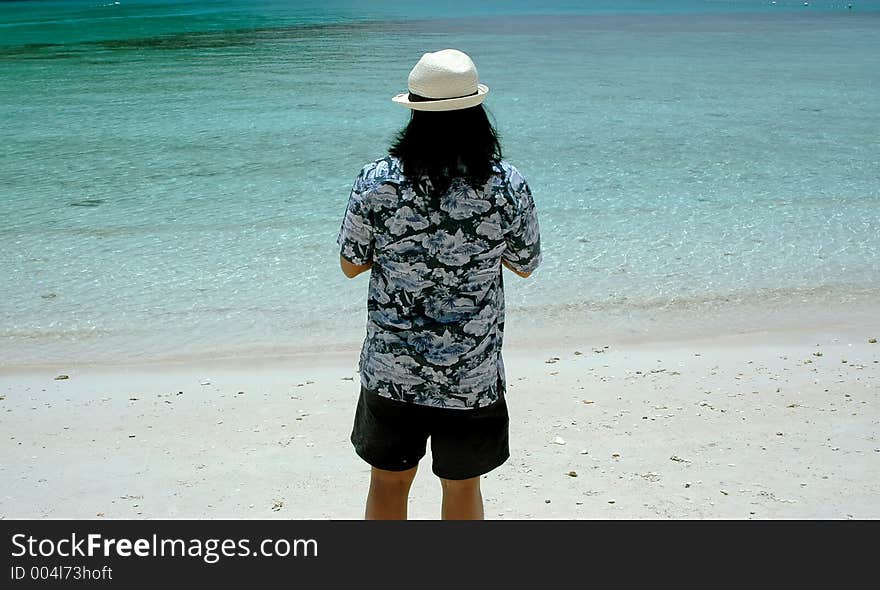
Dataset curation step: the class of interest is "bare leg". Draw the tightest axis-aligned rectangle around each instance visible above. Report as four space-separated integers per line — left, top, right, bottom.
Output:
440 476 484 520
365 466 418 520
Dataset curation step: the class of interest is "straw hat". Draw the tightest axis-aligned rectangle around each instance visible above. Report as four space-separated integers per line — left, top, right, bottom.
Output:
391 49 489 112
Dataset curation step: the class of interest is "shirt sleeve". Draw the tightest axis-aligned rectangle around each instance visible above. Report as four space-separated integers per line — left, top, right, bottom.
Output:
336 166 375 266
501 166 542 274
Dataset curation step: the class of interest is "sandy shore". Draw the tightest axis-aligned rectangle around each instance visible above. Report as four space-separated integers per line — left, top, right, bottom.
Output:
1 325 878 520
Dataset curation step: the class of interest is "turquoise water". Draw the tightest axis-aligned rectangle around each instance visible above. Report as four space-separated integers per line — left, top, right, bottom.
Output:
1 1 879 365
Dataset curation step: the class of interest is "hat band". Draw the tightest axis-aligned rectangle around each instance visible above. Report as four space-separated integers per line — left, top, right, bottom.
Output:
407 90 478 102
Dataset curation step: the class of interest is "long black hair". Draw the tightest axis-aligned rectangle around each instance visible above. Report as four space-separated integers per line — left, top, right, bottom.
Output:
388 104 503 197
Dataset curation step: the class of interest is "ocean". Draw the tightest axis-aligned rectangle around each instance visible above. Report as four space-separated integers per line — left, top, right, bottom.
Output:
1 0 878 365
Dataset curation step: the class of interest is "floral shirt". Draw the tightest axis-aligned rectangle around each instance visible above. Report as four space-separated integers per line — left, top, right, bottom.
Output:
337 155 541 409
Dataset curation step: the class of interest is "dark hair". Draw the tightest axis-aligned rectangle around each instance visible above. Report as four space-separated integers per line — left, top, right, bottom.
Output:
388 104 503 197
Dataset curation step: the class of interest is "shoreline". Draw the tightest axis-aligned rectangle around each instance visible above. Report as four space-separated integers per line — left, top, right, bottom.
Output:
1 319 877 519
2 296 878 372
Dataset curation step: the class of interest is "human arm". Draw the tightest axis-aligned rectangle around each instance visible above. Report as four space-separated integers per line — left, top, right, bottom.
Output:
502 258 531 278
501 165 542 278
336 165 375 278
340 256 372 278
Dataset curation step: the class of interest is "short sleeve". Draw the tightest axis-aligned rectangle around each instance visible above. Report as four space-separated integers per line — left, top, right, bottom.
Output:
336 167 375 266
502 166 542 274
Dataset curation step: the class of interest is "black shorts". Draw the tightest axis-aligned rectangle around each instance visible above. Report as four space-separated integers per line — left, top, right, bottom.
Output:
350 386 510 480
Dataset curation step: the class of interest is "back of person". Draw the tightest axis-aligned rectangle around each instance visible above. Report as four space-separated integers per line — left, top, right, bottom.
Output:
340 154 540 409
337 48 541 520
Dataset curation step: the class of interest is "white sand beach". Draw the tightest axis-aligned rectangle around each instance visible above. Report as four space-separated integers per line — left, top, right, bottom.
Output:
3 0 879 523
2 319 878 520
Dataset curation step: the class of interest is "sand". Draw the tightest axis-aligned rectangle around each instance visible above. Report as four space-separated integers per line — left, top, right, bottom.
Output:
1 325 878 520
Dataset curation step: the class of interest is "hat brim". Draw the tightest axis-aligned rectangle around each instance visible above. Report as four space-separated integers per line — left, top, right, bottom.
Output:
391 84 489 112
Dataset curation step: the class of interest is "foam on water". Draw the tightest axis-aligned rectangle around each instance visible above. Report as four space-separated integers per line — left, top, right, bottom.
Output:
1 1 878 364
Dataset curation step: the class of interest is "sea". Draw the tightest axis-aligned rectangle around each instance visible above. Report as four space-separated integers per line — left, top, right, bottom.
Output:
1 0 878 366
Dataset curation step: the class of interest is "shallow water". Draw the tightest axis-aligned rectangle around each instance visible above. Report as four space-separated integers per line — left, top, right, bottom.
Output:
1 1 879 364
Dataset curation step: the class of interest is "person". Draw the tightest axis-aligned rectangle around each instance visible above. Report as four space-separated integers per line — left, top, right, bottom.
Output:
336 48 542 520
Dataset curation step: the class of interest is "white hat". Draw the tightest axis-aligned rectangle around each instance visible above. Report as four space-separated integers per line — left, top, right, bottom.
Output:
391 49 489 112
